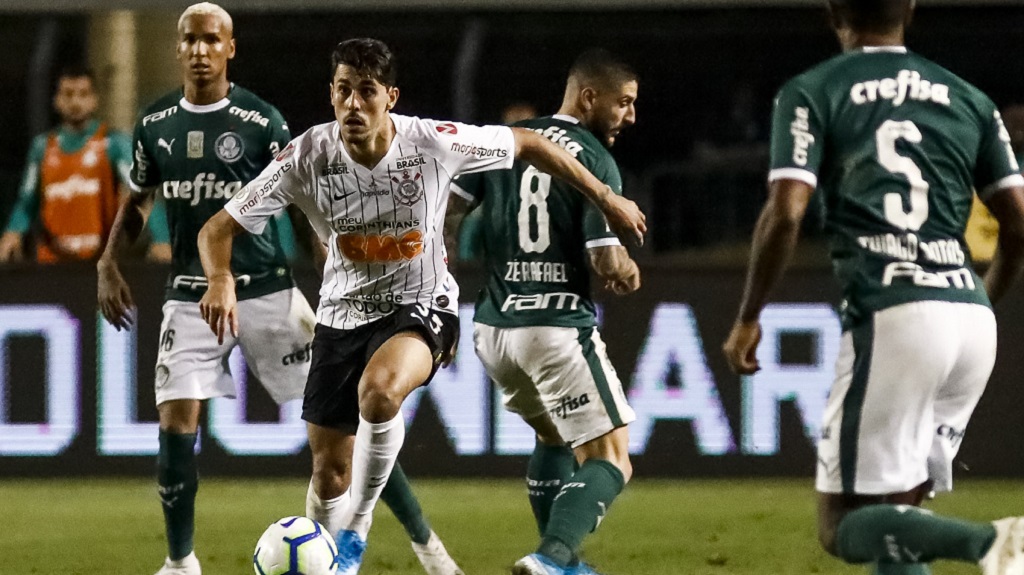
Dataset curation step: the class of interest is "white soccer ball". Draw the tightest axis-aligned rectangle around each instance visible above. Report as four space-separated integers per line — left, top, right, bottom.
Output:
253 516 339 575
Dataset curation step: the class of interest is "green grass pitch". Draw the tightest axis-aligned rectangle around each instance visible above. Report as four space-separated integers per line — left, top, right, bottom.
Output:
0 478 1017 575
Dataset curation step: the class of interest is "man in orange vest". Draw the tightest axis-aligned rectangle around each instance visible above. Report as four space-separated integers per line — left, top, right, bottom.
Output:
0 65 134 263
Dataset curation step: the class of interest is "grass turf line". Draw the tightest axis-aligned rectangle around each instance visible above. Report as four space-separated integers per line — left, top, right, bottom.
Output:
0 478 1017 575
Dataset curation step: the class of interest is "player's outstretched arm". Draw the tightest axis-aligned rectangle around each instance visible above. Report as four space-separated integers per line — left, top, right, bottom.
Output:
511 127 646 246
587 245 641 295
97 190 156 330
983 185 1024 304
723 179 814 375
197 209 247 344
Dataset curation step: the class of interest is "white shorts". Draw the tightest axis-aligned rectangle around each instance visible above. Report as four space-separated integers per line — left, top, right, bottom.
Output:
815 301 996 495
473 322 635 448
154 287 316 405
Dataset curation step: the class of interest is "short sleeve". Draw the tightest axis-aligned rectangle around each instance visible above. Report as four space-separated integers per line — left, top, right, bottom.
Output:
583 159 623 249
129 118 158 192
768 79 826 188
429 120 515 176
225 137 309 235
975 108 1024 201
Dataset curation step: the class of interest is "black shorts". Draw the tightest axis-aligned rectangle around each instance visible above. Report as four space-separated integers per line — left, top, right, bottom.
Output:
302 304 459 432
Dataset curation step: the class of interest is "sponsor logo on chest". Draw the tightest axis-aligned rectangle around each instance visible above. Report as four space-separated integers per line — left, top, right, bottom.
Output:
142 106 178 126
394 154 426 170
163 172 242 206
229 106 270 127
45 175 101 201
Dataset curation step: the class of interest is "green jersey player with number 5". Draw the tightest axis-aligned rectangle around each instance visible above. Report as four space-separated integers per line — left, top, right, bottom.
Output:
723 2 1024 575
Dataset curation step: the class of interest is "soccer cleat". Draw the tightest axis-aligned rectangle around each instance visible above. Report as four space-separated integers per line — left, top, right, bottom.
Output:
153 551 201 575
411 531 465 575
511 553 602 575
980 517 1024 575
335 529 367 575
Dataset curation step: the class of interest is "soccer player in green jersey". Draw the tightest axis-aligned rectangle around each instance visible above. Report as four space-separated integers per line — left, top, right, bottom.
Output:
96 6 464 575
446 49 641 575
723 2 1024 574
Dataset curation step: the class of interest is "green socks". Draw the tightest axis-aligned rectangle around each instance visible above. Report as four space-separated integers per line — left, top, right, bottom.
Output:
539 459 625 568
527 443 577 535
157 430 198 561
837 504 996 565
380 462 432 545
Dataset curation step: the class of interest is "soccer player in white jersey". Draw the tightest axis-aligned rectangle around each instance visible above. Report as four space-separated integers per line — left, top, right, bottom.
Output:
195 38 646 575
723 1 1024 574
98 10 463 575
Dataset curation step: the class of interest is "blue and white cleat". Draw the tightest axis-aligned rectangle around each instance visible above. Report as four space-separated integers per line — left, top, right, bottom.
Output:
511 553 602 575
335 530 367 575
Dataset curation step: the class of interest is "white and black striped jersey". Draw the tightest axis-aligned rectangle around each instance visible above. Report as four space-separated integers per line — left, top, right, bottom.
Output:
225 114 515 329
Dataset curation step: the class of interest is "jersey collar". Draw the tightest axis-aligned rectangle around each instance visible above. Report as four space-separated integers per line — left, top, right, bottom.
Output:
860 46 908 53
552 114 580 124
179 83 234 113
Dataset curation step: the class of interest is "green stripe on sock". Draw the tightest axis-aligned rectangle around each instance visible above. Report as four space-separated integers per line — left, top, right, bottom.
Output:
840 317 874 494
577 327 622 427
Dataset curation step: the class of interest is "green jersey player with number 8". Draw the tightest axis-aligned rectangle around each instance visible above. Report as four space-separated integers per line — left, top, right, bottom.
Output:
724 2 1024 575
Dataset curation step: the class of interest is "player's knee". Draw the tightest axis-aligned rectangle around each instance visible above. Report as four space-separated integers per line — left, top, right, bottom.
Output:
357 375 405 422
310 454 350 499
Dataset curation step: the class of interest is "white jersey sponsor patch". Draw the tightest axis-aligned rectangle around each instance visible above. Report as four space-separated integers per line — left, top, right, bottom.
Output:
225 114 515 329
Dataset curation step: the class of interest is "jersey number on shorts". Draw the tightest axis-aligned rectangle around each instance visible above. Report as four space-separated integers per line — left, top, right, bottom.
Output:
518 166 552 253
876 120 930 231
412 303 443 335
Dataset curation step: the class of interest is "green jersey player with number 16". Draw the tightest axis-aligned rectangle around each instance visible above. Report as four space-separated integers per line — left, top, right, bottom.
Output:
97 5 311 575
723 1 1024 575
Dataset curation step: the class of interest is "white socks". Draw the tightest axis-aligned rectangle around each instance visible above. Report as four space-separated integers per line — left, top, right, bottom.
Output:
305 480 351 538
342 414 405 539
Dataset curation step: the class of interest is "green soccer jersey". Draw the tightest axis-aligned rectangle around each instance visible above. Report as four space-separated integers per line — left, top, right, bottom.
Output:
130 85 293 302
769 47 1023 327
454 115 623 328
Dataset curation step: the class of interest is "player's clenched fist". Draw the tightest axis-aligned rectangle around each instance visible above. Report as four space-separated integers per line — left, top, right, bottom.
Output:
602 193 647 247
199 275 238 345
722 320 761 375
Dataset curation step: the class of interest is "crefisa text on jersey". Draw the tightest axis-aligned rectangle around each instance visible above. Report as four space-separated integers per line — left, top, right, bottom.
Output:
229 106 270 127
163 172 242 206
850 69 951 107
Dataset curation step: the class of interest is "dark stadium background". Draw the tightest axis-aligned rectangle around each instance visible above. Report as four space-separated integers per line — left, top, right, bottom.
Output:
0 3 1023 480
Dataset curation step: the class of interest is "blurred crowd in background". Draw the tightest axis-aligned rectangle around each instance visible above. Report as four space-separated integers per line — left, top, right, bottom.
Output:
0 6 1022 266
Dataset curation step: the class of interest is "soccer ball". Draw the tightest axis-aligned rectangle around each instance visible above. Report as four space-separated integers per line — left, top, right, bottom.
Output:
253 516 339 575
